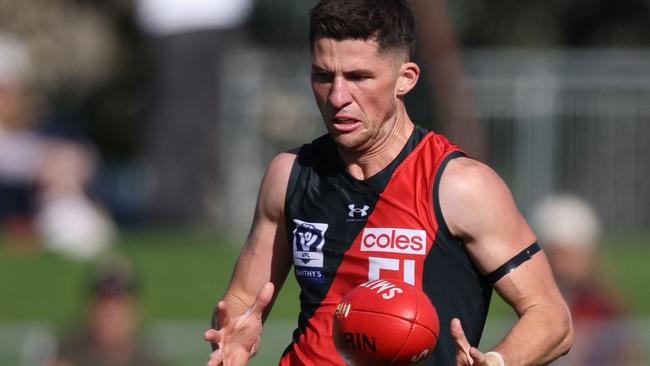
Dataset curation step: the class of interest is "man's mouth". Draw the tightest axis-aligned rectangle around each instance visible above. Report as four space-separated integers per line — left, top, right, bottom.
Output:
332 118 357 124
330 117 362 132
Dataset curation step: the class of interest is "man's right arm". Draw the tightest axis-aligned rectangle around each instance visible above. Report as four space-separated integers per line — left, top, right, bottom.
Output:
440 157 572 365
205 151 296 365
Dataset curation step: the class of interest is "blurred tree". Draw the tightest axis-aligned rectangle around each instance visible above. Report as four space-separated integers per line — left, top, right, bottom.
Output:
448 0 650 47
249 0 316 48
411 0 487 161
0 0 147 159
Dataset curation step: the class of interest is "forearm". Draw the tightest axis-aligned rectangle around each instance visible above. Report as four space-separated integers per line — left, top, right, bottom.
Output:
211 238 291 331
212 223 289 329
491 302 573 365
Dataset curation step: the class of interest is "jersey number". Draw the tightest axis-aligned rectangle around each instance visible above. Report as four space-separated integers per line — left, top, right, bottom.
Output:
368 257 415 285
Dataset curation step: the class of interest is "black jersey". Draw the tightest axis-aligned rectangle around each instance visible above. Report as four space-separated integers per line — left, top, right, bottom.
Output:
279 126 492 365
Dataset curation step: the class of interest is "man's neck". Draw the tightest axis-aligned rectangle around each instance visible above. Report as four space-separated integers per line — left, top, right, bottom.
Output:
338 111 415 180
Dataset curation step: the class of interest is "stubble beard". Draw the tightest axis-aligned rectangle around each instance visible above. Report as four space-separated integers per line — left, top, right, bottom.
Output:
327 100 399 155
331 116 398 159
332 127 373 153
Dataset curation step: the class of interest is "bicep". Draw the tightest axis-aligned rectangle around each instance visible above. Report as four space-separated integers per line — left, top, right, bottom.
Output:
440 158 563 310
492 250 565 315
440 158 536 275
226 212 292 308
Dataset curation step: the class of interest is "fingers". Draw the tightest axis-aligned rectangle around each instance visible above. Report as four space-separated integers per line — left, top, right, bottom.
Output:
204 329 221 343
251 340 260 355
249 282 275 319
450 318 470 351
450 318 473 365
469 347 487 365
206 340 253 366
206 348 223 366
204 283 273 366
225 351 251 366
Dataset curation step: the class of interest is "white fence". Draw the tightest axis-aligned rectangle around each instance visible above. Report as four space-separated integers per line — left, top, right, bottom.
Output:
213 47 650 235
466 50 650 232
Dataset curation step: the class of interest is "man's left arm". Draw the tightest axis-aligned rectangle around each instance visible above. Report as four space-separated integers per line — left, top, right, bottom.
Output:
439 157 573 366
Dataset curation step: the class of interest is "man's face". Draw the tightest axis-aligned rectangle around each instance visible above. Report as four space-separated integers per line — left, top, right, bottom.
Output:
311 38 405 152
546 244 595 291
89 295 137 347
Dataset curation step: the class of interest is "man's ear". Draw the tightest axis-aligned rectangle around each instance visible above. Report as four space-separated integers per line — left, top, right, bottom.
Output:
396 61 420 96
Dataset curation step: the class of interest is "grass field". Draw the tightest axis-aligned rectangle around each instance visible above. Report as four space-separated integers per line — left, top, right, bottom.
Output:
0 229 648 365
0 229 302 325
2 230 649 323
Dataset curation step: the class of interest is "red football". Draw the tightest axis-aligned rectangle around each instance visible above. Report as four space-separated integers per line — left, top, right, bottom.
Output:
332 279 440 366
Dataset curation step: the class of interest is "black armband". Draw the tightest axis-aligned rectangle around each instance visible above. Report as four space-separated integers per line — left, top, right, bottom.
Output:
486 242 541 285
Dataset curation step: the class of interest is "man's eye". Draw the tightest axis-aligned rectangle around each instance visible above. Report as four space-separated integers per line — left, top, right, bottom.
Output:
312 72 333 82
348 74 371 81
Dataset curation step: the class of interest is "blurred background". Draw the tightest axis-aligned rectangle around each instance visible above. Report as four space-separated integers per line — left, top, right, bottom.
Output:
0 0 648 365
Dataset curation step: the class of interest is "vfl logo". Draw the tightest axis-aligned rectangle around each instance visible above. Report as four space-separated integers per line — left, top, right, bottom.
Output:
293 219 328 266
293 219 328 283
348 204 370 218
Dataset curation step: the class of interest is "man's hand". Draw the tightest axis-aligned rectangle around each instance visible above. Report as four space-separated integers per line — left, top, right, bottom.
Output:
451 318 500 366
204 282 275 366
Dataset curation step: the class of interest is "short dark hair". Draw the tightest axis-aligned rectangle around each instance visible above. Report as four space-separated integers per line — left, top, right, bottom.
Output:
89 257 137 298
309 0 416 58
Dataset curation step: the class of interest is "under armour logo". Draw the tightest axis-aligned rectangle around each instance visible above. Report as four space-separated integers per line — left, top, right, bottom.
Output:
348 204 370 218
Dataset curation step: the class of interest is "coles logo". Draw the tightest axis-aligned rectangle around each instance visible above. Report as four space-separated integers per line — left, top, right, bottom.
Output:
361 228 426 255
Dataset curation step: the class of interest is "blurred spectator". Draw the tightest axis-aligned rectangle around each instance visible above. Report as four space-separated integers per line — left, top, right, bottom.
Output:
0 0 153 225
48 256 166 366
0 0 121 98
531 193 639 365
136 0 253 225
0 32 114 259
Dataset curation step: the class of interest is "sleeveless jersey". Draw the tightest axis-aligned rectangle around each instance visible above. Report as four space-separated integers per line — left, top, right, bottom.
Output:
280 126 492 366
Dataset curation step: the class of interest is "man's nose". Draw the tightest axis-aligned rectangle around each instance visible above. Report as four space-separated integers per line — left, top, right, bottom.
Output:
328 76 352 109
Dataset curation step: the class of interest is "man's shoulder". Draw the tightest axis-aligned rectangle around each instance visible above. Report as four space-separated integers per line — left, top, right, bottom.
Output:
441 158 508 201
266 150 299 178
263 134 332 191
257 151 299 221
439 157 524 240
